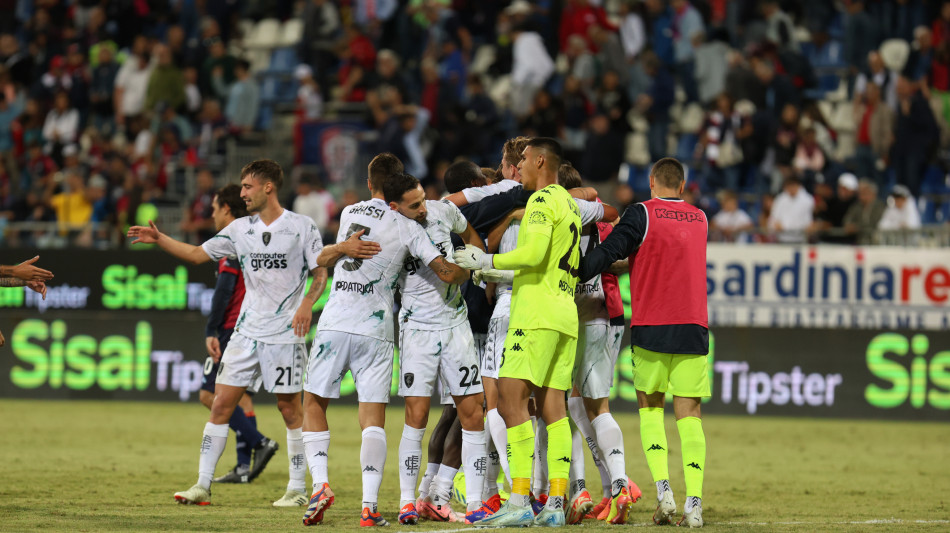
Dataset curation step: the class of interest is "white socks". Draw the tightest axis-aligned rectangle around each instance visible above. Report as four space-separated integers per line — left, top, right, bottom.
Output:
431 465 458 507
532 417 547 496
197 422 229 490
485 408 511 484
568 397 611 498
303 430 330 490
286 427 306 493
418 462 439 500
569 429 586 497
398 425 426 505
591 413 626 496
360 426 387 511
461 429 487 511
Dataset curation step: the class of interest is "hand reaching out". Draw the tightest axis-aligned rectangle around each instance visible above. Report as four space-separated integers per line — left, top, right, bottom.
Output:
127 220 162 245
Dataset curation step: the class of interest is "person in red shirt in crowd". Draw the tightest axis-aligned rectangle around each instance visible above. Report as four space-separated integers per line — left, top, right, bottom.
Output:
559 0 616 53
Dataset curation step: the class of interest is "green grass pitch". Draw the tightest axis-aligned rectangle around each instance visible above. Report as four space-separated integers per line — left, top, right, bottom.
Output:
1 399 948 532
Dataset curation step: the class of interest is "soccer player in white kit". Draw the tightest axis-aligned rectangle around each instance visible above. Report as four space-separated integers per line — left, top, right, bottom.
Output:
128 160 329 507
382 173 492 525
556 164 640 525
300 156 471 527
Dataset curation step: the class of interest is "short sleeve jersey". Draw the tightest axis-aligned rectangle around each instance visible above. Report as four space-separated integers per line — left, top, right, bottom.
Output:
398 200 469 330
461 179 521 204
317 198 443 342
202 210 323 344
508 184 583 337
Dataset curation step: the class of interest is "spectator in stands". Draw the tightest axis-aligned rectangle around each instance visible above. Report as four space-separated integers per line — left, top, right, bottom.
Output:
145 44 185 114
196 99 228 160
710 189 754 242
292 174 333 235
0 34 33 88
590 24 628 85
561 74 592 163
336 24 377 103
853 82 893 189
510 21 554 118
521 89 561 139
854 51 899 111
670 0 704 103
892 75 938 196
694 30 731 106
300 0 342 93
60 144 86 178
812 172 858 244
114 37 154 132
202 37 236 101
224 59 260 133
366 50 411 104
183 67 202 119
644 0 674 68
637 51 673 161
751 56 800 120
565 35 597 97
295 65 323 121
89 46 119 136
37 55 72 103
905 26 934 82
559 0 614 53
843 0 880 76
761 0 799 53
0 90 23 185
460 75 498 164
181 168 216 243
619 0 647 63
48 169 93 238
43 91 79 164
768 176 814 243
769 103 800 190
698 93 752 192
580 113 624 182
793 126 826 186
878 184 922 230
844 178 885 244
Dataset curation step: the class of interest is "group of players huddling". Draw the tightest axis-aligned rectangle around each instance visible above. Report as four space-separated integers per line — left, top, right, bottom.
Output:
128 135 710 529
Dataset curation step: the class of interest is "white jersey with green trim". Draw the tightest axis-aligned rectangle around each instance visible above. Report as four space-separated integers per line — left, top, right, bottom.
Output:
201 209 323 344
398 200 470 331
317 198 443 342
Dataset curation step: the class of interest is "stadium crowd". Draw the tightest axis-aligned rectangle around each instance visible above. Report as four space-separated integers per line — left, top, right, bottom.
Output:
0 0 949 248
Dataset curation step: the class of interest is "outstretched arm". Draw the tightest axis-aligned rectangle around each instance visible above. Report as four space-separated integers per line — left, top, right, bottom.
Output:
578 204 646 281
0 256 54 281
428 256 470 284
127 221 212 265
454 231 552 272
316 229 381 267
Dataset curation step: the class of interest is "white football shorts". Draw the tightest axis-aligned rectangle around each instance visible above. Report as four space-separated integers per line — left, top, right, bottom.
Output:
398 322 483 398
216 333 305 394
573 324 625 399
305 330 394 403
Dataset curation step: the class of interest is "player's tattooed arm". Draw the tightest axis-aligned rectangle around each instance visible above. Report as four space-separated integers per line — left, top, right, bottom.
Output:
428 256 470 285
0 278 48 299
457 222 486 252
316 229 381 267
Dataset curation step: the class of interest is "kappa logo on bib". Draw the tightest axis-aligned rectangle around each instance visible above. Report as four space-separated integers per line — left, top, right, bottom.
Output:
262 232 271 246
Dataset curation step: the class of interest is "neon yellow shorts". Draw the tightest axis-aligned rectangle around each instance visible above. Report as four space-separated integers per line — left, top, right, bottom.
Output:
632 345 711 398
500 327 577 391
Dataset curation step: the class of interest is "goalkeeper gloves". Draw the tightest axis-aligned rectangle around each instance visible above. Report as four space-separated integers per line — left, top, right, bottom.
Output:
473 268 514 285
453 244 494 270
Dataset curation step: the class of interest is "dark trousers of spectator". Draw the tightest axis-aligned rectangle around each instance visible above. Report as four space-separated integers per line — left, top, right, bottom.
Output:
892 150 926 197
703 162 741 193
852 144 885 191
676 60 698 103
648 117 671 162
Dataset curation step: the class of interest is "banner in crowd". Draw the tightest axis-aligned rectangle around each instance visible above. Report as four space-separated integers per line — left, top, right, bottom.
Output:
297 120 372 185
705 244 950 330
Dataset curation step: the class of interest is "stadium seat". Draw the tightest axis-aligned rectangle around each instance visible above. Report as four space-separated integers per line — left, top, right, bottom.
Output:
629 112 649 133
920 165 948 194
470 45 497 75
835 131 856 160
831 103 855 132
280 18 304 48
734 99 756 117
678 103 704 134
626 133 651 166
880 39 910 72
269 48 298 73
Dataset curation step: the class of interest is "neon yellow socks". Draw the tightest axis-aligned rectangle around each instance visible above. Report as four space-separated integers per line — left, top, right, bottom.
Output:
545 417 571 502
639 407 669 482
677 417 705 499
507 420 534 507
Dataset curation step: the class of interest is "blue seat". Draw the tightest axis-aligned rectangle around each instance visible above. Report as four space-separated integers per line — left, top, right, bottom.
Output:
269 47 299 73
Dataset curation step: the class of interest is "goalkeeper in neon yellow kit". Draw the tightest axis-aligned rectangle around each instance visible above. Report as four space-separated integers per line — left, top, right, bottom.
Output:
454 137 582 527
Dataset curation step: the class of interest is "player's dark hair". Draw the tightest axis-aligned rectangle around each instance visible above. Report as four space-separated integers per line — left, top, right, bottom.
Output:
383 172 421 204
368 152 404 192
502 136 530 168
215 183 248 218
444 160 484 194
651 157 685 189
526 137 563 168
557 162 582 189
241 159 284 191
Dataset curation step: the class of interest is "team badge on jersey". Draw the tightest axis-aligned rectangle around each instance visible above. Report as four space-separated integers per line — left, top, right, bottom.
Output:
262 232 271 245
